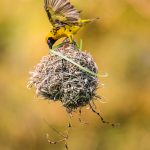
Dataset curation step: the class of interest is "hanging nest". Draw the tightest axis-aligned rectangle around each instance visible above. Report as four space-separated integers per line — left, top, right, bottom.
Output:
28 40 99 112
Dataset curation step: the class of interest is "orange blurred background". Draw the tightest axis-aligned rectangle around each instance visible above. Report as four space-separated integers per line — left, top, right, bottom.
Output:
0 0 150 150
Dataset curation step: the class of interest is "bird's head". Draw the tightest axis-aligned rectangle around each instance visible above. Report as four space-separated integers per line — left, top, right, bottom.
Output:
45 34 56 49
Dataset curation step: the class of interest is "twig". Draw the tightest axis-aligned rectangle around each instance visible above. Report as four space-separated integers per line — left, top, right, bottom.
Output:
89 103 119 127
45 119 70 150
46 133 69 150
78 108 88 125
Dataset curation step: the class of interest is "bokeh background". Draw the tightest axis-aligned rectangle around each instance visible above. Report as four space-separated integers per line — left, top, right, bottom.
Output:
0 0 150 150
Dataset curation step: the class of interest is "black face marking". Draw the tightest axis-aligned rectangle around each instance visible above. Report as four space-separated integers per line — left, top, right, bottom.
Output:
47 37 56 49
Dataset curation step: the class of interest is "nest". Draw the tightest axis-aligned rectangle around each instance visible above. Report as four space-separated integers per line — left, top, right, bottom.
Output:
28 41 99 111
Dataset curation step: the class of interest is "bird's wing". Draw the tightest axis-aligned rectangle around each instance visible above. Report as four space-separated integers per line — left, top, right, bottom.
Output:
44 0 80 26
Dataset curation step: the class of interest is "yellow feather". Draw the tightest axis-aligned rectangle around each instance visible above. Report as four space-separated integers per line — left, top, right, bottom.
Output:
44 0 99 47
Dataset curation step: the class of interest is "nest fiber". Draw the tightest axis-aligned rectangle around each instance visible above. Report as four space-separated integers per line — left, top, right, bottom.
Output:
28 42 99 111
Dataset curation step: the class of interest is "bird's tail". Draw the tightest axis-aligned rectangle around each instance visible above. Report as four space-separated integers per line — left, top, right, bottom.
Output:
79 17 99 25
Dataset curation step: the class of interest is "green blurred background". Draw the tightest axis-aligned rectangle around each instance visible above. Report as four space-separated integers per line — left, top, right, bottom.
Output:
0 0 150 150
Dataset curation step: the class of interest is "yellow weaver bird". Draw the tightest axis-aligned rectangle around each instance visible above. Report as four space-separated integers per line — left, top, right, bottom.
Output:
44 0 99 48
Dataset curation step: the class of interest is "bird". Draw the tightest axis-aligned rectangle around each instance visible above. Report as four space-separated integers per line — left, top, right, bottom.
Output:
44 0 99 48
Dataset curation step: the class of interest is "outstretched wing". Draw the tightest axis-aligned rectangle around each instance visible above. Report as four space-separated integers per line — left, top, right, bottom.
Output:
44 0 80 25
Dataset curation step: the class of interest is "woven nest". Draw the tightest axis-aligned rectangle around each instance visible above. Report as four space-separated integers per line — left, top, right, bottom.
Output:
28 41 99 111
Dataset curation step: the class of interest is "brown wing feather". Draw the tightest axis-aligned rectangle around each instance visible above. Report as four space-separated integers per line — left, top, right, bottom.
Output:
44 0 80 24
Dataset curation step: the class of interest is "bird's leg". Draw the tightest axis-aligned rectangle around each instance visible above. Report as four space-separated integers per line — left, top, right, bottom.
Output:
67 34 73 43
67 34 78 49
66 33 79 49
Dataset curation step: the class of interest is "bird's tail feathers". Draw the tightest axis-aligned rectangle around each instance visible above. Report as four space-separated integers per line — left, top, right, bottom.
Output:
79 17 100 25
